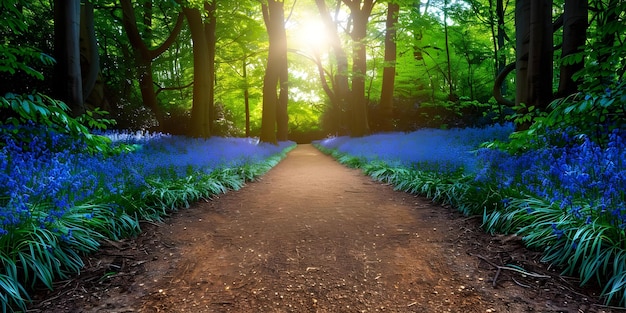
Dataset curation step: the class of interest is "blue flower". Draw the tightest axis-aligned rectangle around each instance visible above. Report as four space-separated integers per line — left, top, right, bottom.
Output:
1 126 297 238
60 229 73 242
551 223 564 239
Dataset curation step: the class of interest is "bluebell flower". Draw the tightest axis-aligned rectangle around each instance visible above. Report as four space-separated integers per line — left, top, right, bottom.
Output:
570 207 582 219
501 198 510 207
551 223 564 239
60 229 73 242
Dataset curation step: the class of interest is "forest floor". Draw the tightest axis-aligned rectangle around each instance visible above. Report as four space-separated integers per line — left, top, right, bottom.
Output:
30 144 620 313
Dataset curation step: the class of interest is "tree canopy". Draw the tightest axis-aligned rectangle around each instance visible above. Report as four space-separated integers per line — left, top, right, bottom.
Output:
1 0 624 141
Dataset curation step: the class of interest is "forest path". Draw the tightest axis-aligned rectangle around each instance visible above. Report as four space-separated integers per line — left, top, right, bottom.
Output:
33 144 607 312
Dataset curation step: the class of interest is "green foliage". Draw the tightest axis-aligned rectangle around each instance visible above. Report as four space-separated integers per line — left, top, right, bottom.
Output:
541 83 625 140
0 93 128 155
0 0 28 33
489 79 626 155
0 47 54 81
0 204 116 312
0 0 129 156
506 102 547 128
482 193 626 305
572 1 626 94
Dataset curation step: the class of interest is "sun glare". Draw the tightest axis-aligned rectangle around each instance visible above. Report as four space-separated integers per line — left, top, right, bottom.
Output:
291 17 330 53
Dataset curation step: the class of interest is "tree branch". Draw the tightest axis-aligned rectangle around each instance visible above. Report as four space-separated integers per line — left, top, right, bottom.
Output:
154 81 194 96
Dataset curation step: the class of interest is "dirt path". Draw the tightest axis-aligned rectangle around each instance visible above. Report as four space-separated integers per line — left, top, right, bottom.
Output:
32 145 613 312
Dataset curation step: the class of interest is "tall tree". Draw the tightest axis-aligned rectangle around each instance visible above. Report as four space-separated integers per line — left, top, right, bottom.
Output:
183 2 216 138
260 0 289 143
495 0 507 80
54 0 84 116
204 1 217 135
342 0 376 137
315 0 351 134
80 2 101 108
514 0 553 129
379 1 399 131
556 0 587 97
120 0 184 124
442 0 454 99
243 58 251 137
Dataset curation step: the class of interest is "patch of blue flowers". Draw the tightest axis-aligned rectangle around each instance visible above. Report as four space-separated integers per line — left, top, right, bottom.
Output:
0 124 295 311
476 129 626 228
315 121 626 305
0 126 293 237
316 123 513 173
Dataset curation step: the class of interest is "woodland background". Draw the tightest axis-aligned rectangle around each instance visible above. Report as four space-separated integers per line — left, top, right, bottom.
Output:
6 0 622 143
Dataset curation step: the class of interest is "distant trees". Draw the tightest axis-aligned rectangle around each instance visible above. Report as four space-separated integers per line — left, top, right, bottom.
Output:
120 0 184 125
314 0 351 134
313 0 376 137
497 0 622 130
4 0 625 139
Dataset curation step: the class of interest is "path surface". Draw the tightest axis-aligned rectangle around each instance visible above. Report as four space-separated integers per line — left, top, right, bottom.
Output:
32 145 611 312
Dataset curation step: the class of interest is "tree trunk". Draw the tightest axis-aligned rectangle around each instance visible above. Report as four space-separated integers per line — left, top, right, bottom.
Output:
488 0 498 77
204 1 217 134
557 0 587 97
184 7 212 138
515 0 529 112
243 59 251 137
260 0 289 144
79 3 99 104
412 0 424 61
315 0 350 134
379 2 399 132
121 0 161 120
120 0 184 125
411 0 432 102
275 2 289 142
54 0 84 116
496 0 508 96
526 0 553 111
343 0 374 137
143 0 153 45
443 0 454 99
515 0 553 130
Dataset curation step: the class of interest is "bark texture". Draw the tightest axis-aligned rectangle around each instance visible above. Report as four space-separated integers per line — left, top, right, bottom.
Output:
260 0 289 144
342 0 375 137
514 0 553 130
54 0 84 116
184 6 212 138
379 2 399 132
